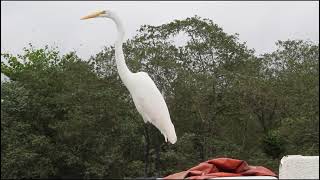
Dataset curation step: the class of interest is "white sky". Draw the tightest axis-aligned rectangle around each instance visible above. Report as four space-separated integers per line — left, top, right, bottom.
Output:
1 1 319 61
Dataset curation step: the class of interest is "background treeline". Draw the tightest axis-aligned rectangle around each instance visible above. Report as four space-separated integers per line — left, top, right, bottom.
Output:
1 16 319 179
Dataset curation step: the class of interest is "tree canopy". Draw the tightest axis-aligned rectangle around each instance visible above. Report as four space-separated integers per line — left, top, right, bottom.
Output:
1 16 319 179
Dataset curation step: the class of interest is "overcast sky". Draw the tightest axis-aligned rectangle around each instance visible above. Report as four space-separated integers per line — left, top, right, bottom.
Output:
1 1 319 61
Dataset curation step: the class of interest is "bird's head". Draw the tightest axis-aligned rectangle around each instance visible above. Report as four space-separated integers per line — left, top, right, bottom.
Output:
80 10 112 20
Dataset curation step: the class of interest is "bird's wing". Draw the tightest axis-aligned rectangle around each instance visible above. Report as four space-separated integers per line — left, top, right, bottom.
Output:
130 72 177 143
130 72 173 132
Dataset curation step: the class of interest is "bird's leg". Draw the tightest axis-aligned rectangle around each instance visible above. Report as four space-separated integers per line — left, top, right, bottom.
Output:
143 123 150 177
155 130 162 177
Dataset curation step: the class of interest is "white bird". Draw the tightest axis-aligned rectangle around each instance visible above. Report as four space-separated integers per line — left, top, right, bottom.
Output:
81 10 177 144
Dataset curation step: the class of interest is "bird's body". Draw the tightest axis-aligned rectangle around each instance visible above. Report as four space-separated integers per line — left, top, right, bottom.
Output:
128 72 176 143
81 10 177 144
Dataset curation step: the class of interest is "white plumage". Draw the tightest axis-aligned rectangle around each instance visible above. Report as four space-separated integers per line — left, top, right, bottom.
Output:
81 10 177 144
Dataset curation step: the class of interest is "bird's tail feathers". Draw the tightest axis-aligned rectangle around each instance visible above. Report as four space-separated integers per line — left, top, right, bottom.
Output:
167 124 177 144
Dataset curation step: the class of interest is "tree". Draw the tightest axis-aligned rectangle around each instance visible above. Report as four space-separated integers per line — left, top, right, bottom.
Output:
1 17 318 178
1 45 142 178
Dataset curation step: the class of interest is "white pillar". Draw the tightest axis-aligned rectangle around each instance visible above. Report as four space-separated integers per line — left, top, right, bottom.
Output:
279 155 319 179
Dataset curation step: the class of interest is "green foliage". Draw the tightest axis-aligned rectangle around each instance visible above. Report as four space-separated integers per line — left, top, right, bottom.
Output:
1 16 318 178
261 130 286 159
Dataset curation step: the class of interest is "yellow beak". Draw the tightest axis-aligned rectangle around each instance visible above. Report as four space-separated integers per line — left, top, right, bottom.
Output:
80 10 105 20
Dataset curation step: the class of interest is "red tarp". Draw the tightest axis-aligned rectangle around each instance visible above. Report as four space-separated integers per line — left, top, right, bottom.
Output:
164 157 277 179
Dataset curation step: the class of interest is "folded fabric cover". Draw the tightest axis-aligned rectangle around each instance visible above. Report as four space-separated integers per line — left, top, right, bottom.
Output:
164 157 277 179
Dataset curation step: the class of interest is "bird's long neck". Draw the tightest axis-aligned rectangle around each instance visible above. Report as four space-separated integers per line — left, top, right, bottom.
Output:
111 14 132 86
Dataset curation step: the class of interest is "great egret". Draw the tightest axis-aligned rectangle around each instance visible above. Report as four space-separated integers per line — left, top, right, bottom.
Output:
81 10 177 144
